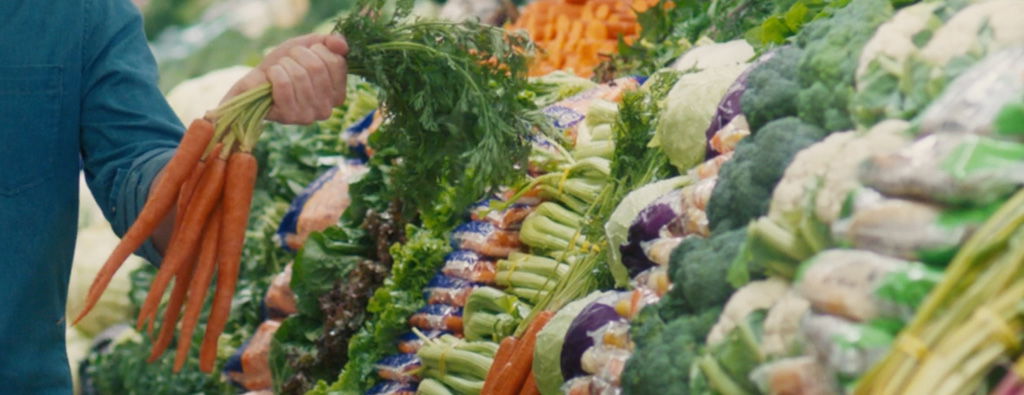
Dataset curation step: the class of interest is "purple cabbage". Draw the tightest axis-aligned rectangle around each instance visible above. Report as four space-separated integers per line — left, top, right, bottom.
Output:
704 51 777 158
560 295 628 380
620 190 685 277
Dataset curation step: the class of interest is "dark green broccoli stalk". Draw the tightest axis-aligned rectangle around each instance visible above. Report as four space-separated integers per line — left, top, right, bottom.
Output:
658 228 749 322
740 46 804 132
794 0 894 132
706 118 826 233
620 307 722 395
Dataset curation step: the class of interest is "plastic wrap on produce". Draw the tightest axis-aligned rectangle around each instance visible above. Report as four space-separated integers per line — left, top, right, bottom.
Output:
620 189 686 276
703 48 774 157
800 314 892 379
469 197 536 229
861 132 1024 207
450 221 522 258
341 110 377 162
366 381 417 395
397 330 453 354
263 264 297 320
630 267 671 298
919 47 1024 137
542 76 644 143
833 190 993 264
795 249 942 322
562 293 630 380
409 304 464 333
750 356 839 395
224 320 280 391
276 161 369 251
706 278 789 346
613 287 661 321
441 250 497 284
422 274 480 307
374 354 422 383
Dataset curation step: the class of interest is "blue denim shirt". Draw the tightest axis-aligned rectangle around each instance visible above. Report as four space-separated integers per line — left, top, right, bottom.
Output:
0 1 183 393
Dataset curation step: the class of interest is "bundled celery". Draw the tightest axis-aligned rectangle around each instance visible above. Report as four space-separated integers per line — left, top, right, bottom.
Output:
855 189 1024 394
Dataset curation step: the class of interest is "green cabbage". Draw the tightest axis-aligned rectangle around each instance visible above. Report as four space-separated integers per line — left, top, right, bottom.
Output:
533 291 613 395
654 64 748 173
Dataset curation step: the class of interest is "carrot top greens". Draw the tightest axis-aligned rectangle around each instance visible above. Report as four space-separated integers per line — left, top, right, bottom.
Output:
335 0 541 229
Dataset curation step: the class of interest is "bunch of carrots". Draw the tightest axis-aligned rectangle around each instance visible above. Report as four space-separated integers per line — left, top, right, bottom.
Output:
507 0 662 78
73 85 275 373
482 311 554 395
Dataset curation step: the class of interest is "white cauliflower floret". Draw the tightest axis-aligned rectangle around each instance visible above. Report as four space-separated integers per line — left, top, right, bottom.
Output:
919 0 1024 66
856 2 943 79
706 278 789 346
769 120 911 227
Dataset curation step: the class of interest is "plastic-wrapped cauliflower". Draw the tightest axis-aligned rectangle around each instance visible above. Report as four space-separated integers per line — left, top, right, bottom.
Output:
706 278 789 346
918 0 1024 66
855 2 944 80
852 0 1024 128
654 64 749 173
769 119 912 227
730 120 912 285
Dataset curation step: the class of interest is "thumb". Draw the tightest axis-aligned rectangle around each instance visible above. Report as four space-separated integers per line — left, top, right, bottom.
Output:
324 34 349 56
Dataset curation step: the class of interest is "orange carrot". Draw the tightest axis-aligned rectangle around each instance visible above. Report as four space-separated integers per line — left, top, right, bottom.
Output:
199 151 257 373
137 155 227 330
494 311 554 395
173 207 223 372
73 119 213 326
177 143 222 220
147 253 198 363
483 337 519 395
518 371 540 395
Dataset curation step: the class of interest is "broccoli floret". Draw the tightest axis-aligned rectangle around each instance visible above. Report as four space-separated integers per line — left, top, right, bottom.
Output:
658 228 749 321
795 0 895 132
740 46 804 132
621 307 722 395
707 118 826 233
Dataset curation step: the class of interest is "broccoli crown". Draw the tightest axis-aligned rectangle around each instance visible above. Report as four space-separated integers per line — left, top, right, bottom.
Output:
659 228 749 321
740 46 804 132
795 0 895 132
707 118 826 233
620 307 722 395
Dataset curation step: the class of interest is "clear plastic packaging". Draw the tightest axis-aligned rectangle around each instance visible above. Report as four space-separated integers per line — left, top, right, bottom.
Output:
409 304 464 333
422 275 480 307
374 354 422 383
366 381 417 395
450 221 522 258
397 330 453 354
441 250 497 284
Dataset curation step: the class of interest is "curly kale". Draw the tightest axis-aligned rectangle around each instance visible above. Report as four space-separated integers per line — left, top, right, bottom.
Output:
795 0 894 132
620 307 722 395
740 46 804 132
707 118 826 233
658 228 749 321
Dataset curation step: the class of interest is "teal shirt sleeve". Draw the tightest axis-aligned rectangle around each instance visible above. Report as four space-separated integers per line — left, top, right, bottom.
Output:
80 0 185 264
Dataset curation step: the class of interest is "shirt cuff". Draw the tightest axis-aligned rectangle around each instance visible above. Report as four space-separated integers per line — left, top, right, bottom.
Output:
112 148 175 266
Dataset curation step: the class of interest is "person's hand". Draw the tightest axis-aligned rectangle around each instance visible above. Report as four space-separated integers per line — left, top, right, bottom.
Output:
222 33 349 124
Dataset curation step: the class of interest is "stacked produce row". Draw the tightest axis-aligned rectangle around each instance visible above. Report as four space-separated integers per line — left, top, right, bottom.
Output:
78 0 1024 394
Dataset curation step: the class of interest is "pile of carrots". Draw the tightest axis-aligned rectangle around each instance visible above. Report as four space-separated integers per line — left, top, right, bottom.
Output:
73 85 274 373
482 311 555 395
507 0 663 78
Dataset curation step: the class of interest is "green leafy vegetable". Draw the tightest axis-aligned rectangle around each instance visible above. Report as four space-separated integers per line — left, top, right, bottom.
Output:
315 226 451 394
335 0 543 229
